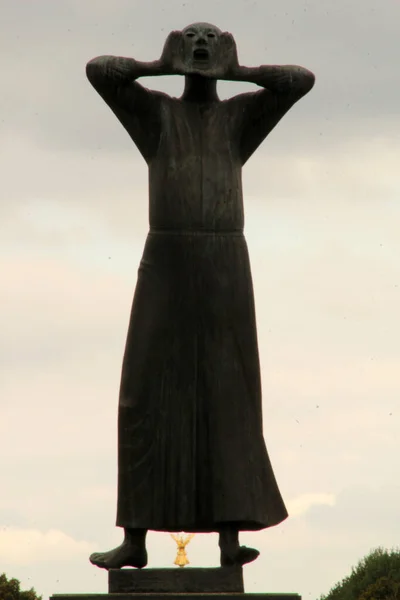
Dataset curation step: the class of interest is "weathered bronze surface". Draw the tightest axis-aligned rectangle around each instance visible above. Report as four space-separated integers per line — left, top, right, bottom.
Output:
108 565 244 593
86 22 315 570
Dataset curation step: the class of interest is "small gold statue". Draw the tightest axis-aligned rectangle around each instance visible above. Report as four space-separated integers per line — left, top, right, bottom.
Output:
170 533 195 567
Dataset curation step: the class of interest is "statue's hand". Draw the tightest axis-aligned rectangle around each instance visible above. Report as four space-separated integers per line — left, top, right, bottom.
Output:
158 30 186 75
213 32 241 80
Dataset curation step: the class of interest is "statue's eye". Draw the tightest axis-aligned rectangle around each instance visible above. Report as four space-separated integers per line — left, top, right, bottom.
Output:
207 33 216 38
186 32 195 38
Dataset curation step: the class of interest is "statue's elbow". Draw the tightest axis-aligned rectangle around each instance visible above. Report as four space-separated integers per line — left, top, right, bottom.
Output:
85 56 111 82
302 68 315 93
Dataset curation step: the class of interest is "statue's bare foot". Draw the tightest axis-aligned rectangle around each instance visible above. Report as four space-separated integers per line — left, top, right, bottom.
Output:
89 540 148 570
221 545 260 567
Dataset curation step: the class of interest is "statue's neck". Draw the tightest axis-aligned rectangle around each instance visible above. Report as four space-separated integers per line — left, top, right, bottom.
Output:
182 75 219 103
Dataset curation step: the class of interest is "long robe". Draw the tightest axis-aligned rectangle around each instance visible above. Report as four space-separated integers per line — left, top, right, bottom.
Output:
88 69 301 532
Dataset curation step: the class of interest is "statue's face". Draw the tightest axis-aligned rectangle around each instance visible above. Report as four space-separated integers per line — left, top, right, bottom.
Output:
181 22 222 71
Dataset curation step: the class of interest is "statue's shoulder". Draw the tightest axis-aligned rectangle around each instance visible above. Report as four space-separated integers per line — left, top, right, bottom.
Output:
135 85 171 104
223 90 264 109
145 89 181 112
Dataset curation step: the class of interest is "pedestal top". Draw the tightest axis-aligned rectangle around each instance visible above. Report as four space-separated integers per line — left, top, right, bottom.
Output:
108 567 244 594
51 594 301 600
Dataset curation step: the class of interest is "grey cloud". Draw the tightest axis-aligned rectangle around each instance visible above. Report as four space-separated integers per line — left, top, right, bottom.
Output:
0 452 117 539
0 509 30 529
305 484 400 539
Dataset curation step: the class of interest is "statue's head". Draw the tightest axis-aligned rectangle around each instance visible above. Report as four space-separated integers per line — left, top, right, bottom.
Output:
181 22 223 71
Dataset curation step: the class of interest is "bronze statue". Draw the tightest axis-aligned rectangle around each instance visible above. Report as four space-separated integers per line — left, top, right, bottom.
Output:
86 22 315 571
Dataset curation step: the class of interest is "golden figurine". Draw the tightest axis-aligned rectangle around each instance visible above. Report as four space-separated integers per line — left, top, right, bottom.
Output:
170 533 195 567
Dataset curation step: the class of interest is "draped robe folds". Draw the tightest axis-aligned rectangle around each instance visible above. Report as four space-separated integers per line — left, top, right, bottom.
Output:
89 74 300 532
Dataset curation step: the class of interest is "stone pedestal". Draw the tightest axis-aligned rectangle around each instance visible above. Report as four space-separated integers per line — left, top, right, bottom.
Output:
50 567 301 600
109 567 244 593
53 595 300 600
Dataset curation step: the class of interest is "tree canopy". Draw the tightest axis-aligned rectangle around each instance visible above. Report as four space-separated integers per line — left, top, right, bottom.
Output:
0 574 42 600
319 547 400 600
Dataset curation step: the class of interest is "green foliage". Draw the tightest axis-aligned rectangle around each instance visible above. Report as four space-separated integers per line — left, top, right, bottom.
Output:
359 575 400 600
0 574 42 600
319 547 400 600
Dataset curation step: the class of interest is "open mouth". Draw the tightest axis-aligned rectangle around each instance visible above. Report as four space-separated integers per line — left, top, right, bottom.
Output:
193 48 209 61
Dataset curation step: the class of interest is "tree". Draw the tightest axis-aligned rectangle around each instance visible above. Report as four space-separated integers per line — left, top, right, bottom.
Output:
319 547 400 600
359 575 400 600
0 574 42 600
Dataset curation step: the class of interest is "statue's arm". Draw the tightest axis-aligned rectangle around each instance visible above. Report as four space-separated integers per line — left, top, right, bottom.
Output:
86 56 166 161
228 65 315 164
233 64 315 101
86 55 168 91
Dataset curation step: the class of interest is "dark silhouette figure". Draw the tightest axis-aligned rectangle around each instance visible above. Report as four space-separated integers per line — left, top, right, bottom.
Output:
86 22 315 570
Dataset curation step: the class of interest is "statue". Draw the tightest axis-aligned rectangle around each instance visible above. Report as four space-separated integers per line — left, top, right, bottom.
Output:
170 533 195 567
86 22 315 571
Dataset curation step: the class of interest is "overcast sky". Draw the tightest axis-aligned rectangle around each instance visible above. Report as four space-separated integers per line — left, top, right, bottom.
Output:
1 0 399 598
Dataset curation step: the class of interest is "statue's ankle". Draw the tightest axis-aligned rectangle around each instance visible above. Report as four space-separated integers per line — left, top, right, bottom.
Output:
124 528 147 546
218 524 240 555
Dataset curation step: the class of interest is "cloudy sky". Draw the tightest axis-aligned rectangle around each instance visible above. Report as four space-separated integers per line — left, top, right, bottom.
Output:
1 0 399 598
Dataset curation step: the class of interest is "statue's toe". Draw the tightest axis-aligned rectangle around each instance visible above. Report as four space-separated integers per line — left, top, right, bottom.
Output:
89 552 106 568
221 545 260 567
237 546 260 565
89 546 147 570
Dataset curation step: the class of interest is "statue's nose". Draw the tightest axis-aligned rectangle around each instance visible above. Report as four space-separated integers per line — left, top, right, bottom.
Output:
195 36 207 46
